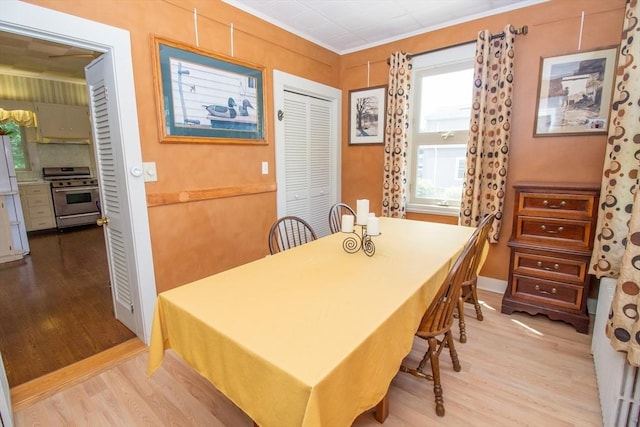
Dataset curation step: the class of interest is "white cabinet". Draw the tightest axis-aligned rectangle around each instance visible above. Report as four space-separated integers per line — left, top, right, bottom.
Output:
0 195 24 263
19 183 56 231
0 135 28 262
35 103 91 140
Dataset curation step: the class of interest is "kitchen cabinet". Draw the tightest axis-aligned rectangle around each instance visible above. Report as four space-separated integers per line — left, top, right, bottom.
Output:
501 183 600 334
34 103 91 141
0 195 24 263
19 183 56 231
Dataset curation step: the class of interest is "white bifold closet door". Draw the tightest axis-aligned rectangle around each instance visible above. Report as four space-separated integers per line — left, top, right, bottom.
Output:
282 90 335 237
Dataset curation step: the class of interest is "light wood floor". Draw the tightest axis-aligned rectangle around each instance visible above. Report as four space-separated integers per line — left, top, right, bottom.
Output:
10 290 602 426
0 226 135 386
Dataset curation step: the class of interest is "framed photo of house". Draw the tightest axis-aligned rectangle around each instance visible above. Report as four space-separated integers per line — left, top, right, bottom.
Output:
349 85 387 145
534 47 617 136
151 37 266 144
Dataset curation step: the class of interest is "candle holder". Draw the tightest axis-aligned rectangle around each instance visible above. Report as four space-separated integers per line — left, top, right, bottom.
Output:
343 224 376 257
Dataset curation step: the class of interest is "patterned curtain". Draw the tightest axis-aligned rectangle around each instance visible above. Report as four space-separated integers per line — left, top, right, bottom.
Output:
381 52 411 218
589 0 640 366
459 25 516 242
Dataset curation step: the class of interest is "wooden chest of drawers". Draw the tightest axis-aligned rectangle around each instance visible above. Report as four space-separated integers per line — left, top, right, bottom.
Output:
501 183 600 333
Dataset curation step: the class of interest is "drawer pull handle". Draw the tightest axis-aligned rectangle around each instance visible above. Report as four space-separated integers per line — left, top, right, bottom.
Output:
542 200 567 209
535 284 557 294
536 261 560 271
540 225 564 234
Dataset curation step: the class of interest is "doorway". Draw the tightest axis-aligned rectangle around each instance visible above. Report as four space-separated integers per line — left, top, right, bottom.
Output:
272 70 342 235
0 1 156 383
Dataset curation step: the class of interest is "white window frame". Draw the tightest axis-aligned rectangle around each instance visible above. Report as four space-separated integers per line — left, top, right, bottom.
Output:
454 157 466 180
407 43 475 216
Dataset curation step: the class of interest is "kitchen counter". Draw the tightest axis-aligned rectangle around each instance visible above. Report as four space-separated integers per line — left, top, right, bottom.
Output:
17 179 48 186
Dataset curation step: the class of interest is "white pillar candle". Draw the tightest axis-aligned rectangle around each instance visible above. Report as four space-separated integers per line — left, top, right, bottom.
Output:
341 214 354 233
356 199 369 225
367 216 380 236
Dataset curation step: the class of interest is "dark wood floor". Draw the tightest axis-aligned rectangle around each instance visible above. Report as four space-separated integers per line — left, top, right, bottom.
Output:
0 225 135 387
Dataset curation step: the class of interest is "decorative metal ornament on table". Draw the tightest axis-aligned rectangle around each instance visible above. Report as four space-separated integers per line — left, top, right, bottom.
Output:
343 224 377 257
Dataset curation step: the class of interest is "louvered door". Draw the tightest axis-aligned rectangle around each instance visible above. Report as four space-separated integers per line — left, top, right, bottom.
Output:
85 53 137 332
282 90 333 237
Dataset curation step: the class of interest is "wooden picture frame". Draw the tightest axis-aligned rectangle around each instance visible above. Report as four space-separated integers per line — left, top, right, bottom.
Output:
151 36 266 144
348 85 386 145
534 47 617 137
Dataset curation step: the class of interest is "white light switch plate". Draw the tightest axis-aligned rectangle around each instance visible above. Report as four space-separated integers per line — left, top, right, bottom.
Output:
261 161 268 175
143 162 158 182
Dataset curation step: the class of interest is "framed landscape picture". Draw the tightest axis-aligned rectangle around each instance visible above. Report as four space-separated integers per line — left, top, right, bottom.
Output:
348 85 386 145
152 36 266 144
534 47 617 136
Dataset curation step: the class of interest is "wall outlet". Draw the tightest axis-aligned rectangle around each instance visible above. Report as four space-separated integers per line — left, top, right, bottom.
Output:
261 161 268 175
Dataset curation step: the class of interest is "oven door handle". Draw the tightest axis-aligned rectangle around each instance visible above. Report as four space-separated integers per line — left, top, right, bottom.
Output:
53 186 99 193
57 212 101 219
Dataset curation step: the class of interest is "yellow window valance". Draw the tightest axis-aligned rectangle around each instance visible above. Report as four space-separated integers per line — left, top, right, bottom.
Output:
0 108 38 127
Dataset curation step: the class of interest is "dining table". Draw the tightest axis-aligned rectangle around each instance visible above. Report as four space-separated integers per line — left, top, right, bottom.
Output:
147 217 475 426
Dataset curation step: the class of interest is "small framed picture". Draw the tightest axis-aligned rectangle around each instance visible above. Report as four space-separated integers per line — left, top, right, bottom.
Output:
348 85 387 145
534 47 617 136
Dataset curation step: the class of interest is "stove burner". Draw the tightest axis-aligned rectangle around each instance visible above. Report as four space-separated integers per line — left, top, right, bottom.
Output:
49 177 98 188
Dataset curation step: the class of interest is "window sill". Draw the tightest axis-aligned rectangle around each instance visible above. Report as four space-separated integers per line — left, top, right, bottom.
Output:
407 203 460 217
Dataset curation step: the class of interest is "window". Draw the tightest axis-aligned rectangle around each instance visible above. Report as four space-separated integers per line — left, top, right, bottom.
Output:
0 121 30 170
408 43 475 214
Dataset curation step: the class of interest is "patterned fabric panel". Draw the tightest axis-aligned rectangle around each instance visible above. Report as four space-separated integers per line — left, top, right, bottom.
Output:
459 24 516 243
597 0 640 367
381 52 411 218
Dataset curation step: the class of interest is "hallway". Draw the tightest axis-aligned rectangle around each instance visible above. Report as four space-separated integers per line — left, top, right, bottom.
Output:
0 226 135 387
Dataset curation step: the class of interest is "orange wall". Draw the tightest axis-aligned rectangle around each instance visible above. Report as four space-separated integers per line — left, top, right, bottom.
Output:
24 0 626 292
340 0 625 282
25 0 341 292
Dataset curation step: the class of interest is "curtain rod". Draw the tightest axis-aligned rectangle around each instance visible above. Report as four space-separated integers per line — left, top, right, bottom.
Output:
387 25 528 65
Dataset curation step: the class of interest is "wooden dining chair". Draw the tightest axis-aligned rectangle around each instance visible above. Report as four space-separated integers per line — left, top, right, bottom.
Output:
400 228 479 417
457 213 495 343
328 202 356 234
268 216 318 255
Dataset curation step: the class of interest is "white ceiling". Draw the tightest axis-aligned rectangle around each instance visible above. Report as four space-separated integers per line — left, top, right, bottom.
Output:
221 0 546 54
0 32 97 81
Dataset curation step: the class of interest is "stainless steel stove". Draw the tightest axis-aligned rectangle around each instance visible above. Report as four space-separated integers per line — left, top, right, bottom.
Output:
43 167 101 229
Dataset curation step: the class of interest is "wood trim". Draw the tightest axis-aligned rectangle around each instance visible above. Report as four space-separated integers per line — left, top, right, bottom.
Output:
10 338 145 411
146 182 276 207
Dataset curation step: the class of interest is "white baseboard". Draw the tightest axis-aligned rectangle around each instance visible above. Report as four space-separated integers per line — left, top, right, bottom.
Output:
477 275 507 294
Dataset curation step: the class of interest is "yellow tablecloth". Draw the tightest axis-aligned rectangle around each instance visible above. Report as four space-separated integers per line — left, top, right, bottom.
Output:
148 218 474 427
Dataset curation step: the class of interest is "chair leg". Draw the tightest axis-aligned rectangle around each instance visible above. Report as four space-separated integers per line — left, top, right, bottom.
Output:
446 331 461 372
470 283 484 321
457 296 467 343
427 337 445 417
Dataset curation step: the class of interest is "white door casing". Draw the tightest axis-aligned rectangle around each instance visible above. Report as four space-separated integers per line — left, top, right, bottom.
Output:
0 0 157 343
0 353 13 427
273 70 341 237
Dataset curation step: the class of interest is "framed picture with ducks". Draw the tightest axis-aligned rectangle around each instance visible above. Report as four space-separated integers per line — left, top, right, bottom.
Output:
152 36 266 144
